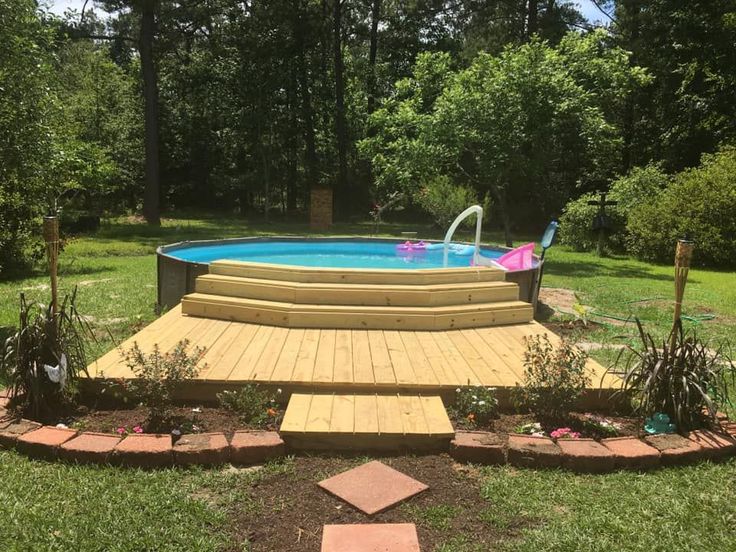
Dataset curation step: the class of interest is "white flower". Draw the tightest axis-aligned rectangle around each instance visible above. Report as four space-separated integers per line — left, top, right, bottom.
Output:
44 353 67 389
277 388 283 394
191 407 202 413
472 395 477 400
55 423 68 429
478 400 486 406
456 388 461 393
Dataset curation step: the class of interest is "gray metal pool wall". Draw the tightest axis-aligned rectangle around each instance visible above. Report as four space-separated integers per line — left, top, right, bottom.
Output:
156 237 541 312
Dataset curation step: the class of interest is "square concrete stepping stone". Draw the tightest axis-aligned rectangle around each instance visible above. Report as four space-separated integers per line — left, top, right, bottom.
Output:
321 523 420 552
318 460 428 515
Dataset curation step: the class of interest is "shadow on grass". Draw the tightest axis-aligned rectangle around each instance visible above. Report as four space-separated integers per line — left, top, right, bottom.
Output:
545 257 696 284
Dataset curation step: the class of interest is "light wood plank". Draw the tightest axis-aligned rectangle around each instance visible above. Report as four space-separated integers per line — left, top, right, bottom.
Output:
252 326 290 382
415 331 462 386
313 329 336 383
332 330 354 385
292 329 320 382
367 331 396 385
383 331 416 385
270 329 305 383
280 393 312 432
353 394 379 434
398 394 429 435
460 329 517 385
398 332 439 386
330 394 354 433
418 396 454 436
227 325 275 380
430 331 482 386
203 323 259 381
376 394 404 435
305 393 333 433
351 330 374 385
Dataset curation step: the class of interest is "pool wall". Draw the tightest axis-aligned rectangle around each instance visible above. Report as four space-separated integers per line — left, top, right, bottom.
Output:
156 237 541 312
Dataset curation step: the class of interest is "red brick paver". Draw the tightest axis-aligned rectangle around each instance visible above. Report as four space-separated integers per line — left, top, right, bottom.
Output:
0 419 42 448
556 438 615 473
643 434 702 465
602 437 661 469
59 432 122 464
230 431 285 464
507 434 562 468
113 434 173 467
450 431 505 464
686 430 736 459
321 524 421 552
174 432 230 465
318 461 428 515
16 426 78 459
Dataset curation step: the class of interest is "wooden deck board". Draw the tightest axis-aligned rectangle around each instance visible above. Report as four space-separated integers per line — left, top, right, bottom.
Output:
86 311 620 393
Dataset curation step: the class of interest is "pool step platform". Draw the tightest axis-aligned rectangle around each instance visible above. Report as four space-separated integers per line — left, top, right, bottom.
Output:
181 260 533 330
279 392 455 450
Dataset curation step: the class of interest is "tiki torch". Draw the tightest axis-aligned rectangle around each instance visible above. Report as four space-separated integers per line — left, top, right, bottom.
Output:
43 214 60 317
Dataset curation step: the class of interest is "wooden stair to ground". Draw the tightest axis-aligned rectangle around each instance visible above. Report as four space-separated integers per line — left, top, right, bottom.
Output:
180 260 533 330
280 392 455 450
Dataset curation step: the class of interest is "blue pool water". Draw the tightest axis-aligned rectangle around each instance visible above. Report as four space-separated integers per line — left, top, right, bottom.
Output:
166 239 506 270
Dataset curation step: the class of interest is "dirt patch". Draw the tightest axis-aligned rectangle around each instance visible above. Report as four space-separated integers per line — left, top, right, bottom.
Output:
539 287 580 312
541 318 606 338
219 454 532 552
68 404 279 437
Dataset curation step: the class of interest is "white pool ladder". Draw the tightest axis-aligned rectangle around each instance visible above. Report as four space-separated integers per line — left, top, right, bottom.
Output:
443 205 483 267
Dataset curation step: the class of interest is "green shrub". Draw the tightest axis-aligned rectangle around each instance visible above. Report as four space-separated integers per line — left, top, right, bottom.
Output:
559 165 670 252
451 385 498 427
0 290 92 422
615 319 734 431
626 147 736 267
217 384 282 427
122 340 202 423
515 335 591 420
415 176 488 228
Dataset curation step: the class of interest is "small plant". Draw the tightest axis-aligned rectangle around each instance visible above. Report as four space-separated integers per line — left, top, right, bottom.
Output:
550 427 581 440
451 385 498 427
516 335 591 421
581 414 620 438
615 319 734 431
515 422 544 436
122 340 203 423
217 384 282 428
0 290 92 422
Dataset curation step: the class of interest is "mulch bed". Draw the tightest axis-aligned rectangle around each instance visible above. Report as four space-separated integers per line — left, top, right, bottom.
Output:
218 454 533 552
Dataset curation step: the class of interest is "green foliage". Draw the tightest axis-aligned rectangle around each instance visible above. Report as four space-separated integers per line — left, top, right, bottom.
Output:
616 319 734 431
516 335 590 420
626 147 736 267
0 289 91 422
217 384 282 428
415 176 485 228
559 164 670 252
452 385 499 427
122 339 202 422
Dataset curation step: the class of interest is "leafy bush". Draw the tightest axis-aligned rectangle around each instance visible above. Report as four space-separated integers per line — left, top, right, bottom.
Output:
1 290 92 421
627 147 736 267
515 335 591 420
122 340 202 423
451 385 498 427
415 176 486 228
217 384 282 427
559 165 670 252
615 319 734 431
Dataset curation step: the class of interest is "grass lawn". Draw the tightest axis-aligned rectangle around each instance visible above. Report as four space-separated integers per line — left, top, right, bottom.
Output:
1 213 735 551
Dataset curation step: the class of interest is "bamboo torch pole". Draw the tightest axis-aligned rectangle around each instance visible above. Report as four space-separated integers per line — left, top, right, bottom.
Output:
673 237 694 325
43 215 60 318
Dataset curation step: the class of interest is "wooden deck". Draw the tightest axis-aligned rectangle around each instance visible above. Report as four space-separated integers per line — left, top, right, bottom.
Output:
88 305 619 396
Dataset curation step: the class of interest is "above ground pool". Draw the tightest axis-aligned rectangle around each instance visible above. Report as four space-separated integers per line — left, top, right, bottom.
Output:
164 239 506 269
156 237 541 309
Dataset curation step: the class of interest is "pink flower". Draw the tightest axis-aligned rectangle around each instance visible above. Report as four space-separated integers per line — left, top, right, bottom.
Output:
550 427 581 440
132 425 143 434
115 426 127 435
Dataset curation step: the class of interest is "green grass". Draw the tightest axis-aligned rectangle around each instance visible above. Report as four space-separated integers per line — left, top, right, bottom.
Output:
1 214 735 551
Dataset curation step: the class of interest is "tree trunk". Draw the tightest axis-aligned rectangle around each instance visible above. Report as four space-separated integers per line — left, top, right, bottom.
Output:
526 0 538 40
139 0 161 226
294 0 319 198
367 0 381 114
333 0 349 216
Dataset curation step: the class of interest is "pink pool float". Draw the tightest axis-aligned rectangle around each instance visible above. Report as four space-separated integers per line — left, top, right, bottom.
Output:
395 240 427 252
493 242 535 270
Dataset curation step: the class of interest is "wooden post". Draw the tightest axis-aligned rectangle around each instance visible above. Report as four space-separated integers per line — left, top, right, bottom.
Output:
43 216 60 317
673 238 694 324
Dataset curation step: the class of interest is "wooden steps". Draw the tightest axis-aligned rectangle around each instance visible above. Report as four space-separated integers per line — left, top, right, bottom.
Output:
195 274 520 306
209 260 505 284
181 293 533 330
280 392 455 450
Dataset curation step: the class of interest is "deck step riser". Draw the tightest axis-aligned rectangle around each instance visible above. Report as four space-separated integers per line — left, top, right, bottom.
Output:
195 276 519 307
181 295 534 330
209 260 506 284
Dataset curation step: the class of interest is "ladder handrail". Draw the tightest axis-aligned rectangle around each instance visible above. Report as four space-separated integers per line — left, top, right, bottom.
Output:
443 205 483 267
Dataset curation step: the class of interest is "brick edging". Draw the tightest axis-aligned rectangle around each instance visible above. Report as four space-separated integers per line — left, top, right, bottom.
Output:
450 425 736 472
0 416 285 468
